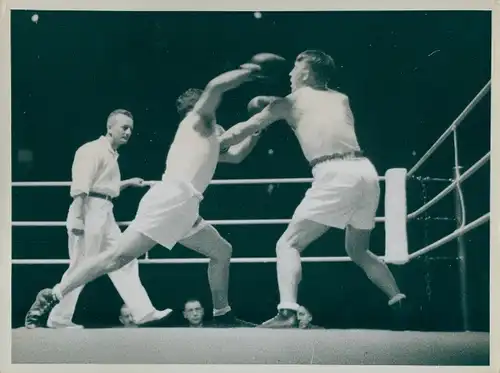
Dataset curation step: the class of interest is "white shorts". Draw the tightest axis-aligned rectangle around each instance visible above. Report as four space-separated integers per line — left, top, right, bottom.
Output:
292 158 380 230
129 179 203 249
183 216 210 239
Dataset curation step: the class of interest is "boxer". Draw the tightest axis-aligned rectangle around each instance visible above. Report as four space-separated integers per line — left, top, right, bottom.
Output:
174 88 259 326
23 53 285 329
219 50 408 328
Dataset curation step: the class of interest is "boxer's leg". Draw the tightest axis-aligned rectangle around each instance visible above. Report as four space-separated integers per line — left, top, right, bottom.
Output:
344 225 408 330
53 227 156 300
179 223 233 313
24 182 198 328
276 219 328 310
46 233 85 327
104 217 167 323
180 223 255 327
346 165 405 305
260 218 328 328
345 225 402 300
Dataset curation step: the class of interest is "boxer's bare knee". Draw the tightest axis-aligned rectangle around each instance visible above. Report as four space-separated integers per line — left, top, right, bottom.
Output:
182 225 232 262
276 234 299 255
203 239 232 263
277 219 328 254
215 240 232 261
104 233 146 273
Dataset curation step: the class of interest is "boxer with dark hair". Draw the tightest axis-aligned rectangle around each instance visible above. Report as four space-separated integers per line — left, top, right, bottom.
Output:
170 87 259 326
24 53 286 329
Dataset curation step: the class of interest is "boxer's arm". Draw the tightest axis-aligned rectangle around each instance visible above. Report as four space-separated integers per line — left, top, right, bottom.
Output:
219 98 289 148
193 68 257 120
70 145 100 219
219 132 261 164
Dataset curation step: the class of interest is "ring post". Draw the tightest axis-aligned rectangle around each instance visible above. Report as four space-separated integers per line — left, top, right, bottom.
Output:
384 168 409 264
454 165 470 331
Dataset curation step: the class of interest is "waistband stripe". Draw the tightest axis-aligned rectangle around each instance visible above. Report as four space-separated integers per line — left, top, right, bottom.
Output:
309 151 365 168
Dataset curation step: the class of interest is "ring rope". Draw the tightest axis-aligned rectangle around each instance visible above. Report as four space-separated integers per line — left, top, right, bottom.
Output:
11 176 455 188
13 150 488 228
407 80 491 178
11 217 386 227
11 83 490 267
407 152 489 220
408 212 489 261
12 210 488 266
11 256 368 265
12 178 334 187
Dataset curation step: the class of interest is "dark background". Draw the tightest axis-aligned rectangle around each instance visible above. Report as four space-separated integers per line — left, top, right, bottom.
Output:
11 10 491 330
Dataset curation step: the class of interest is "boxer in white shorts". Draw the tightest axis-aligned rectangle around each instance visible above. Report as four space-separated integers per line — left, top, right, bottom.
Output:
219 50 408 328
24 53 284 328
125 89 260 327
175 89 259 325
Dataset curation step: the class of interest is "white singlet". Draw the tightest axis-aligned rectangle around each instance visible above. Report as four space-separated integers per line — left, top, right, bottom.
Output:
163 112 220 194
129 113 220 249
286 86 361 162
285 86 380 230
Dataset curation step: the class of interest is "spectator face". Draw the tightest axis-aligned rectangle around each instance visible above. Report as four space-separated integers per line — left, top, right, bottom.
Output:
119 305 136 327
297 306 313 328
183 300 204 327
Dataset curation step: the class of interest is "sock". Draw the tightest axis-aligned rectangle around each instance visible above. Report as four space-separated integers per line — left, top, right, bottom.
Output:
277 302 299 311
52 284 63 301
213 305 231 317
388 293 406 306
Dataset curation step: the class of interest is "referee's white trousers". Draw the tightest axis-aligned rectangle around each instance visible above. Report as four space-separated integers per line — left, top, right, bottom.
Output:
48 198 156 324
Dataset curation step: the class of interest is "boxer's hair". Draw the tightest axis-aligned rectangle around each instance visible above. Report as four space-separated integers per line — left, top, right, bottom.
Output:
176 88 203 118
296 50 336 83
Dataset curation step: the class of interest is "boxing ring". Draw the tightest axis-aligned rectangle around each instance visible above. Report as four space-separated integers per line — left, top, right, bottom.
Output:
10 81 491 365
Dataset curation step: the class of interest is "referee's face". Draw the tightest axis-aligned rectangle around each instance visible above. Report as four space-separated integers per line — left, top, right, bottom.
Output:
109 113 134 147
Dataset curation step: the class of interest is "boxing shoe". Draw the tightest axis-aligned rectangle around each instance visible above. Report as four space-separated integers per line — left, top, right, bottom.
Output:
136 308 173 328
258 308 299 329
213 311 256 328
47 318 84 329
25 288 60 329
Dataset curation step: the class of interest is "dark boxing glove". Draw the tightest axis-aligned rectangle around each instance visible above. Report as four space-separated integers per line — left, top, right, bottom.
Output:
241 53 286 79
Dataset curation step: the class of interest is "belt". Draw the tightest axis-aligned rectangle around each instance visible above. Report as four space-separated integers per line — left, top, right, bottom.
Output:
309 151 364 168
88 191 114 202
